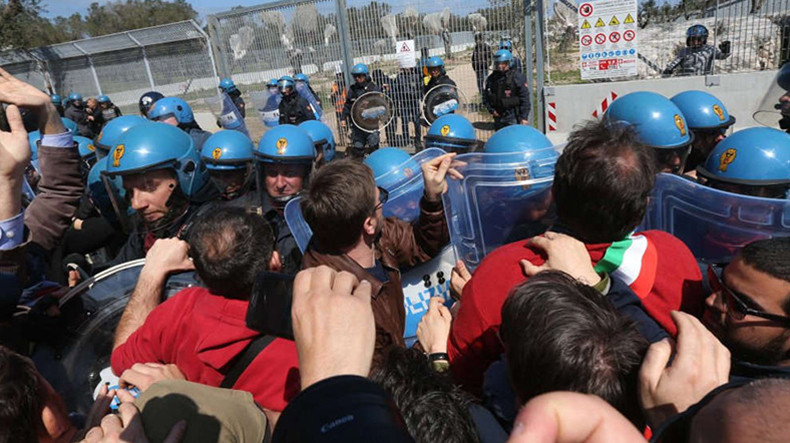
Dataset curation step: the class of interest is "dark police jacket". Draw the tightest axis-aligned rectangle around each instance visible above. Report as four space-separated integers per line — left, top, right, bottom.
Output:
278 93 315 125
483 69 530 120
340 79 381 122
424 74 457 94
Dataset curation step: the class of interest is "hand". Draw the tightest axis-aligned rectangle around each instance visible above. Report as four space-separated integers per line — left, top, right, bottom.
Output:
450 259 471 300
421 153 463 202
520 119 529 125
119 362 186 392
520 232 600 286
142 238 194 277
0 68 64 135
719 40 731 53
292 266 375 389
0 104 30 179
73 383 116 441
340 120 347 129
80 398 186 443
638 311 730 429
416 297 452 354
507 392 644 443
492 111 500 117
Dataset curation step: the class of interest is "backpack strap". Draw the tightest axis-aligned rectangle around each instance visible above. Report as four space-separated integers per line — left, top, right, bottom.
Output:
220 335 277 389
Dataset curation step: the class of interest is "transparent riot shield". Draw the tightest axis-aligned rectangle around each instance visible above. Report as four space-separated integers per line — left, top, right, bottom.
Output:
295 81 324 122
205 92 250 137
402 246 456 347
374 148 446 222
350 91 395 133
251 90 282 130
284 197 312 254
640 173 790 264
35 260 201 414
443 148 560 271
754 64 790 130
421 84 468 125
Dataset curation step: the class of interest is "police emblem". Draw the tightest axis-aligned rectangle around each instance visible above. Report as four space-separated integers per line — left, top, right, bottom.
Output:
440 125 450 137
718 148 737 172
276 138 288 155
112 144 125 168
674 114 686 136
87 144 96 152
212 147 222 160
712 104 725 121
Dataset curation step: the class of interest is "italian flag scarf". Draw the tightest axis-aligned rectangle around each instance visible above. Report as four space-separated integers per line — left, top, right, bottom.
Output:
593 234 658 299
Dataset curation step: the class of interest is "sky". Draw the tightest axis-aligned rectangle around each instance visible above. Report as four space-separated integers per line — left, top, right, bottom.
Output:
41 0 271 20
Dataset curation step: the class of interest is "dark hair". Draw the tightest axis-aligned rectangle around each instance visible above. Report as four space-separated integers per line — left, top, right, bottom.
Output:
500 271 648 426
0 346 41 443
301 159 376 252
553 119 656 243
187 207 274 299
739 237 790 314
369 347 480 443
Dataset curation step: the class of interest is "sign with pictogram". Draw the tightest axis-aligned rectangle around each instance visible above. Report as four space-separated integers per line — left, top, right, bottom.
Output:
396 39 416 68
578 0 638 80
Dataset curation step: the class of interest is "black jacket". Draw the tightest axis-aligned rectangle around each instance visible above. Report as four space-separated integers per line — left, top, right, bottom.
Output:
483 69 530 120
279 92 315 125
424 74 456 95
392 69 423 113
64 105 93 138
340 79 381 121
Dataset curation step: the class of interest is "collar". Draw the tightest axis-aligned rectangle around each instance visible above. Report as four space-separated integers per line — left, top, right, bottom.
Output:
302 244 399 298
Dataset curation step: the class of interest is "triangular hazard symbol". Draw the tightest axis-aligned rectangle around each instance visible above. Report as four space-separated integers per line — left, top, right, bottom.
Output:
595 18 605 27
624 13 634 24
609 16 619 26
400 42 410 51
581 19 591 29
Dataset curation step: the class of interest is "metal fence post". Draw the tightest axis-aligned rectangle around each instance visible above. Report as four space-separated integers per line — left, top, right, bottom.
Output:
335 0 355 87
126 32 157 90
534 0 546 132
524 0 535 126
72 42 102 95
207 15 230 79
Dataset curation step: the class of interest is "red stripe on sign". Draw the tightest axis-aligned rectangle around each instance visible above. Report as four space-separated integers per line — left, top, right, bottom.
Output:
600 98 609 113
592 110 598 118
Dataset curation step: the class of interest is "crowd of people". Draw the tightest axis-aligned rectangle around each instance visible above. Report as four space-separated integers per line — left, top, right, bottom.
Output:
0 52 789 443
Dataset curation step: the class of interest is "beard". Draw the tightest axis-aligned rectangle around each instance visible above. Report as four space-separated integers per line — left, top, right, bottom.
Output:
726 329 790 366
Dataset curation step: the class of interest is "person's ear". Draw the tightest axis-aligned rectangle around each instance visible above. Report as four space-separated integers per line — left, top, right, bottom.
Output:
268 250 282 272
362 215 377 236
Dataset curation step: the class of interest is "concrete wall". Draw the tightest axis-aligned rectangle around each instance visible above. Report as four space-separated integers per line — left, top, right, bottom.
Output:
544 70 777 144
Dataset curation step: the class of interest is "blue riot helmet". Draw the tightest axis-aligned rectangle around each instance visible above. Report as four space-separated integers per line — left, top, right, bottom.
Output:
278 76 295 95
484 125 558 179
671 90 736 171
74 135 98 178
499 40 513 51
61 118 77 133
697 127 790 199
299 120 336 164
51 94 62 106
351 63 369 76
138 91 164 117
364 147 412 187
426 56 445 75
267 78 279 88
493 49 513 71
686 24 708 46
93 115 148 160
97 95 110 104
425 114 478 153
254 124 316 209
218 78 238 94
148 97 195 125
68 93 83 104
200 130 255 200
604 91 693 174
294 73 309 84
28 130 40 160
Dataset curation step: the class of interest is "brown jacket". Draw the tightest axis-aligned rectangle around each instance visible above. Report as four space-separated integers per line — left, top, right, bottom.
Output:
302 197 449 361
0 143 84 284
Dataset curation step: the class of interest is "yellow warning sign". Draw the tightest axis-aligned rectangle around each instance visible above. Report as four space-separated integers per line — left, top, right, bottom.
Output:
581 19 591 29
624 13 634 24
595 18 606 27
609 16 620 26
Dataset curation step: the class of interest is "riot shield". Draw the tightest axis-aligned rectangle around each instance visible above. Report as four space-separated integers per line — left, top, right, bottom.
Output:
205 92 250 137
754 64 790 130
443 148 560 271
284 197 313 254
421 84 468 125
251 90 282 130
295 81 324 121
374 148 446 222
40 260 201 414
640 173 790 263
350 91 394 133
402 246 456 347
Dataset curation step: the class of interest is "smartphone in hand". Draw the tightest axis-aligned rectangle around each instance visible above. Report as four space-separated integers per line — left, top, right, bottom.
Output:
246 271 295 340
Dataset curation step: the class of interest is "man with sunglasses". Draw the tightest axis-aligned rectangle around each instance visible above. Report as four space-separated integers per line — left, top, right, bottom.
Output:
300 154 458 363
703 238 790 375
671 90 735 176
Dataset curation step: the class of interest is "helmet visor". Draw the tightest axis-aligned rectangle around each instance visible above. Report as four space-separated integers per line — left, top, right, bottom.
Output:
654 145 691 175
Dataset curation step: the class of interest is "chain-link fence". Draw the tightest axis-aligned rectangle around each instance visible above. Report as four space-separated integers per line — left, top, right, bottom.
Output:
0 20 217 116
209 0 534 147
545 0 790 85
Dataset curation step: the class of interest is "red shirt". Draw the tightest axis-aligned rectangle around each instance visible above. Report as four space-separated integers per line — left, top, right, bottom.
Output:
111 287 300 411
448 230 704 394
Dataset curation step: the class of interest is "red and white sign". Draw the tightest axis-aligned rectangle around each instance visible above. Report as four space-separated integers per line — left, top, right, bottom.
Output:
594 33 606 45
609 31 620 43
591 91 619 118
580 35 592 46
546 102 557 132
579 2 593 17
624 30 636 41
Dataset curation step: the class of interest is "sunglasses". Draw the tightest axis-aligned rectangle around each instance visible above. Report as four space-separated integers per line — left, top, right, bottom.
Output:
707 265 790 326
373 186 389 212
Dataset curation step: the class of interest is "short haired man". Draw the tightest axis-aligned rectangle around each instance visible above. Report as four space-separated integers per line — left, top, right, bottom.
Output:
448 119 705 393
300 156 455 360
501 271 648 426
703 237 790 375
111 208 299 415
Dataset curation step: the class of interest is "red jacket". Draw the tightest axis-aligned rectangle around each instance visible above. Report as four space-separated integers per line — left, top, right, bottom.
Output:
111 287 300 411
448 230 704 394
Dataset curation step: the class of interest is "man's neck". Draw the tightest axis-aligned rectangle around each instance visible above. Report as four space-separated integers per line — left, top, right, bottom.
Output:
344 238 375 269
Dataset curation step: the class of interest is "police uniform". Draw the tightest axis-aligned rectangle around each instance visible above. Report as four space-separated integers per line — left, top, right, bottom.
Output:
484 69 530 129
279 92 315 125
341 78 382 153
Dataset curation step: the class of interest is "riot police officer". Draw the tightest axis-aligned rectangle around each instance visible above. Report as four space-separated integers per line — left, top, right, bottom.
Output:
671 90 735 174
664 25 731 76
97 95 122 123
51 94 64 117
93 115 148 160
219 78 246 118
294 73 322 108
424 56 456 94
424 114 478 153
64 93 95 138
138 91 164 118
484 50 530 130
299 120 336 168
278 76 315 125
604 91 693 174
340 63 382 157
200 130 258 210
253 124 316 274
147 97 213 150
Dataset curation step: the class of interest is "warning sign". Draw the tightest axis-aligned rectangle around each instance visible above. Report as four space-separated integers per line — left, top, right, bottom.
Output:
396 39 415 68
577 0 638 80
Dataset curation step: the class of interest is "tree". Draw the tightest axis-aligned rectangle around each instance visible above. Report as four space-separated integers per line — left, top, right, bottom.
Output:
83 0 198 37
